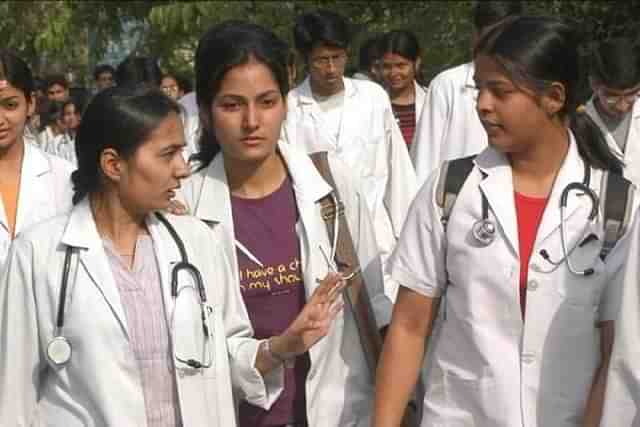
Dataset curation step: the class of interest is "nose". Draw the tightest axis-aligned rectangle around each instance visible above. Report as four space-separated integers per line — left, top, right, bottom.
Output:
326 60 337 74
243 103 259 131
475 87 492 117
174 150 191 180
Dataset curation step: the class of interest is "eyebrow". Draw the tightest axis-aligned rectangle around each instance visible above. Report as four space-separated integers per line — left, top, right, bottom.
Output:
217 89 280 101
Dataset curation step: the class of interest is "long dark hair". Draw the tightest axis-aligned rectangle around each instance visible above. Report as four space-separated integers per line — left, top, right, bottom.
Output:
71 86 180 204
0 50 34 101
475 16 623 173
193 21 289 169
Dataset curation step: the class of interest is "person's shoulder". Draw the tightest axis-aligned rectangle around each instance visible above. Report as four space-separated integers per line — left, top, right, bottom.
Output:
13 212 69 250
429 62 472 89
349 77 387 98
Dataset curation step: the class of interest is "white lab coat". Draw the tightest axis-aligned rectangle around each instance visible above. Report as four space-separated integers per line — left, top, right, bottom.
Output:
180 141 393 427
43 133 77 166
600 209 640 426
411 81 427 148
284 77 417 300
410 62 487 186
0 199 283 426
179 92 201 162
0 143 73 268
586 98 640 186
388 136 635 426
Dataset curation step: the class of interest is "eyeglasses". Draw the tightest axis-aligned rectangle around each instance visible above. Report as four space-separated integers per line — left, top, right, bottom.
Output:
598 87 640 107
162 85 179 94
310 53 347 69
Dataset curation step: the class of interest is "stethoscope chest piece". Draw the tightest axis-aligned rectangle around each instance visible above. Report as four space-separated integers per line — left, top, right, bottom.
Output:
47 336 72 366
472 219 496 246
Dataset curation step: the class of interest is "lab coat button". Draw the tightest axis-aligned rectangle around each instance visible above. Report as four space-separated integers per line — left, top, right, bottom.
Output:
527 280 539 291
521 353 536 364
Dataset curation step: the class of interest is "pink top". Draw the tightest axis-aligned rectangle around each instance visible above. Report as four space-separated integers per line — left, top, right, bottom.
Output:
103 235 181 427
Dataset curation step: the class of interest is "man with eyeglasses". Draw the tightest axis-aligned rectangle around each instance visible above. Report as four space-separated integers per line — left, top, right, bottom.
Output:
284 10 417 308
586 38 640 185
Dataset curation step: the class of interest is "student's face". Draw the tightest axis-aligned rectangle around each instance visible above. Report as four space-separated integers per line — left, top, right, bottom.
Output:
113 113 189 213
209 59 286 165
474 54 553 153
0 82 34 150
593 82 640 119
63 104 80 131
307 44 348 95
381 52 418 94
161 76 181 100
47 83 68 102
96 72 114 91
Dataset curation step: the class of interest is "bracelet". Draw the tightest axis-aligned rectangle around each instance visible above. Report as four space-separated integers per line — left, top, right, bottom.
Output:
264 337 295 367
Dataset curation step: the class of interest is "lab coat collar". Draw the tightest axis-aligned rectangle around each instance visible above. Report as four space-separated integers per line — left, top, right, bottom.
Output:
476 131 588 255
293 76 358 106
11 144 53 234
190 140 333 225
60 198 130 338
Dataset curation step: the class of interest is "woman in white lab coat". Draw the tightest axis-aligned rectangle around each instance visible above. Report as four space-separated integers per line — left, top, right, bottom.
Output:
585 38 640 186
0 86 344 426
374 17 636 427
0 50 73 268
379 30 427 149
180 21 392 427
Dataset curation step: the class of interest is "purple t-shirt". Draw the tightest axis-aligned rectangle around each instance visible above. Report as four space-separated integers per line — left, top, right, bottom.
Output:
231 175 309 427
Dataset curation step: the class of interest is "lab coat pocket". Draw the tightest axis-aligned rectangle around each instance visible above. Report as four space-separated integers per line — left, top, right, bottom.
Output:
551 248 605 308
441 371 505 427
172 286 215 378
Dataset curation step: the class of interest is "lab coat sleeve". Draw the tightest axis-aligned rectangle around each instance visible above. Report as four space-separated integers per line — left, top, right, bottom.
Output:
212 225 284 410
0 238 43 425
387 169 447 298
330 155 393 328
410 81 450 187
600 211 640 426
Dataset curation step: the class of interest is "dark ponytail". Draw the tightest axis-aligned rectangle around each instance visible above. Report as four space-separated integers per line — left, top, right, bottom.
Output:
475 16 624 173
570 110 623 174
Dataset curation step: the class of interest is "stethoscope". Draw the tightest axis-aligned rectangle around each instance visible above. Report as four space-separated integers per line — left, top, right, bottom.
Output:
46 213 213 369
471 162 600 276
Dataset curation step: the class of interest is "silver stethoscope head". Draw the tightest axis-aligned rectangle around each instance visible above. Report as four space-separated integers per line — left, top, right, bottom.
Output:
47 334 72 366
472 218 496 246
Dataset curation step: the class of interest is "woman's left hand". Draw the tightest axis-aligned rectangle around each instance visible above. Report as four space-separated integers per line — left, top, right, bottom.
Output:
274 272 345 358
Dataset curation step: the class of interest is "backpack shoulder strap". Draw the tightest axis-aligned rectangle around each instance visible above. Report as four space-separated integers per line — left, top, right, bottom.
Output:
600 171 635 260
435 155 477 230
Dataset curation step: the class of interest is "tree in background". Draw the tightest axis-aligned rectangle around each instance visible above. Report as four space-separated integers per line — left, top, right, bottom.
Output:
2 1 639 87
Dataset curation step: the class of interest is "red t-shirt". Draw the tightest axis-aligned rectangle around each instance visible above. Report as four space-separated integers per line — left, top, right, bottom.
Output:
391 103 416 147
514 192 548 317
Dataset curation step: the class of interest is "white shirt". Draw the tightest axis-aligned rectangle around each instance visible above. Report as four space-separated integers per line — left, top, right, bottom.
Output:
389 137 634 426
179 92 200 162
586 98 640 186
284 77 417 300
411 62 487 187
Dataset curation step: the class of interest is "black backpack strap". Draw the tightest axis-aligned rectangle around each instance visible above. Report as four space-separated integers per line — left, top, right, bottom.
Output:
600 171 634 260
436 155 477 230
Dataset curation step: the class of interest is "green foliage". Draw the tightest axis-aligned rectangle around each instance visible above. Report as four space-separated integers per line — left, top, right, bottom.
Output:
1 1 639 85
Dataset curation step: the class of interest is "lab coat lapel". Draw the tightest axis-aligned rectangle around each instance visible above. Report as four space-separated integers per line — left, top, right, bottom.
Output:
586 99 624 160
477 149 519 255
336 78 359 150
14 144 51 236
189 154 233 228
534 138 586 246
61 199 130 339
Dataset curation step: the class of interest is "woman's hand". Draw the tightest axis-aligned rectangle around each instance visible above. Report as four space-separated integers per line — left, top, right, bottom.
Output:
273 272 345 357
